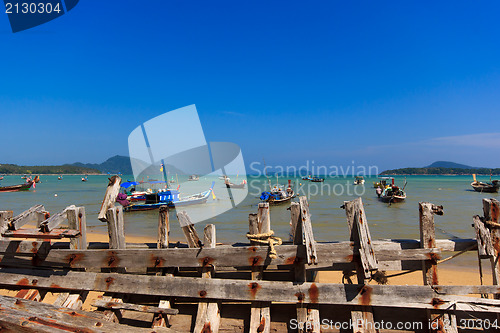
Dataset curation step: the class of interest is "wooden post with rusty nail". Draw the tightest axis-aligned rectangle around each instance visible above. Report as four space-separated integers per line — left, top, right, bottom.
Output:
483 198 500 295
67 206 87 251
193 224 221 333
419 202 457 333
152 205 175 329
292 199 320 333
248 203 271 333
343 197 378 333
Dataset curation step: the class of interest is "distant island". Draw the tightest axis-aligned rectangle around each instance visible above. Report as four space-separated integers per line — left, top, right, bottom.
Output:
381 161 500 175
0 164 101 175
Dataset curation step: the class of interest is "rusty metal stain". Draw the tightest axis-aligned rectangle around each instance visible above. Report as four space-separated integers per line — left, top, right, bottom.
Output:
201 322 212 333
358 285 372 306
430 298 446 309
345 254 354 262
431 266 439 286
492 202 499 222
248 246 257 253
308 283 319 303
257 317 266 333
30 242 39 254
49 283 62 289
106 251 120 267
16 278 29 286
248 282 261 299
295 292 305 303
199 290 207 298
359 214 363 224
105 277 114 290
249 256 262 267
67 253 85 266
150 254 165 268
15 290 28 299
199 256 215 267
31 279 38 286
27 316 93 333
285 256 300 265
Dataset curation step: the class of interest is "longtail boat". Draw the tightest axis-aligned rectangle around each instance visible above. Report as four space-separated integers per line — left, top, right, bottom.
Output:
0 181 33 193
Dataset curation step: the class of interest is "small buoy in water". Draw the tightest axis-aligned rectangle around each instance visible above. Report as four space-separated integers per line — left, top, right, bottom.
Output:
299 183 302 185
54 194 58 197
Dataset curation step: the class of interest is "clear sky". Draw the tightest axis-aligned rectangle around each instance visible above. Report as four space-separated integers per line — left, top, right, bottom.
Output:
1 0 500 171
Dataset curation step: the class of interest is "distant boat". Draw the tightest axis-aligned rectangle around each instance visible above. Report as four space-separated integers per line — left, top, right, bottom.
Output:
81 176 88 182
0 181 33 193
0 176 3 180
58 175 63 180
377 178 406 203
373 177 392 188
310 177 324 182
124 182 215 212
354 176 365 185
188 174 200 181
225 178 246 189
471 174 499 193
260 180 295 205
21 175 27 179
219 175 229 181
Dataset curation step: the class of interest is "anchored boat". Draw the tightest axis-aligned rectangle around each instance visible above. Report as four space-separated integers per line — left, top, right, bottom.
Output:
377 177 407 203
354 176 365 185
471 174 499 193
260 180 295 205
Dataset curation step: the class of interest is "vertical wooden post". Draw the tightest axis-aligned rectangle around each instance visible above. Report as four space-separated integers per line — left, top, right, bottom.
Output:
152 205 174 329
193 224 221 333
106 206 126 250
98 176 122 222
483 198 500 293
178 211 201 248
343 197 378 333
419 202 457 333
58 206 88 310
248 203 271 333
0 211 13 240
292 199 320 333
158 206 169 249
67 206 87 250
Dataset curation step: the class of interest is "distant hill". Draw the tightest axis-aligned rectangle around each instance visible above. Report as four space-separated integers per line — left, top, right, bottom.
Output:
425 161 476 169
0 164 100 175
381 161 499 175
73 155 132 175
72 155 187 176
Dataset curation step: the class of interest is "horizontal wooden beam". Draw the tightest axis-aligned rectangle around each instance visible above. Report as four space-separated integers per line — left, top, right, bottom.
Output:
0 294 176 332
1 268 500 312
92 299 179 315
2 228 80 239
1 242 442 270
7 205 45 231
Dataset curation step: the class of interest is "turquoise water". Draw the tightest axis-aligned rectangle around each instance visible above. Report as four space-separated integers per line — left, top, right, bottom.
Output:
0 175 496 257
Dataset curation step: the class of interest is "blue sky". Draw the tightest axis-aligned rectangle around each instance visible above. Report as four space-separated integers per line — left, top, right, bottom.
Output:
1 0 500 171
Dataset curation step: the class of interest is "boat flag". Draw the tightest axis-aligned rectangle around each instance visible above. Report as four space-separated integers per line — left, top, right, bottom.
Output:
212 189 217 200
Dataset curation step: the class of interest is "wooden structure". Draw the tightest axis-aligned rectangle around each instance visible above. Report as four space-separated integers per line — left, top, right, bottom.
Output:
1 192 500 332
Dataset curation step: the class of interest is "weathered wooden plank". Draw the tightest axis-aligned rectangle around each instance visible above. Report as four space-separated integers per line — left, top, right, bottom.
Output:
299 197 317 265
177 211 201 248
106 206 126 250
7 205 45 231
420 202 442 286
39 206 73 232
193 224 220 333
53 292 85 310
0 210 13 240
344 197 378 333
483 198 500 301
2 242 442 271
92 299 179 315
473 215 494 258
158 205 169 249
0 294 176 332
292 201 320 333
98 176 122 222
344 198 378 281
67 206 87 250
249 203 271 333
419 202 457 333
2 228 80 239
2 268 500 310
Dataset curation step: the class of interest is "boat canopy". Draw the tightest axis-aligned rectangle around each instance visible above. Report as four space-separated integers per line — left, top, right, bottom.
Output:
121 181 139 188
